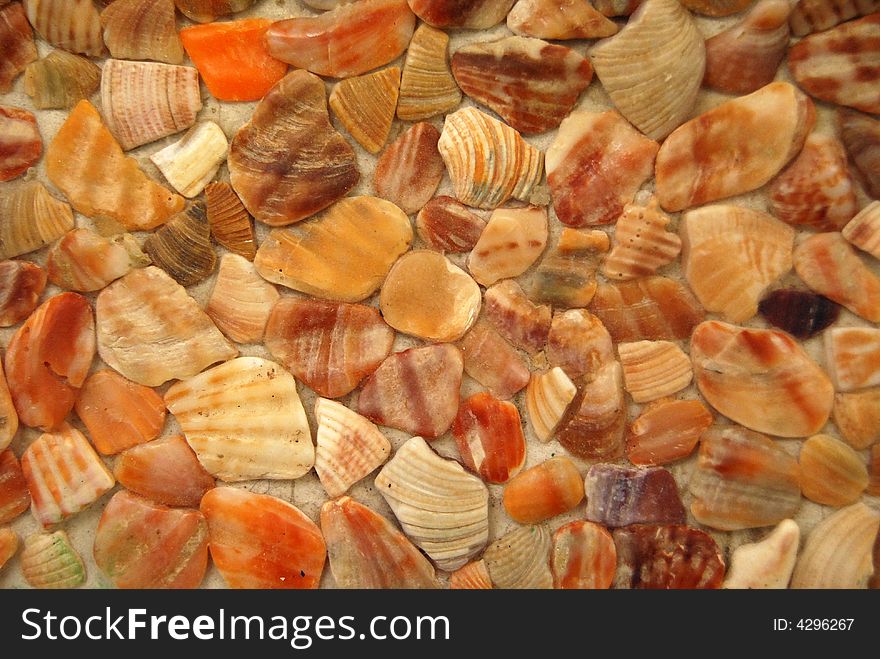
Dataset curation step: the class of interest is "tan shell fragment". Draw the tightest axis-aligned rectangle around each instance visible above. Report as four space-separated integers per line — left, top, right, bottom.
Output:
618 341 692 404
0 181 74 260
373 122 444 215
204 182 255 261
468 207 548 286
602 196 680 281
838 109 880 199
546 308 614 382
459 320 530 400
484 524 553 589
165 357 314 482
626 398 712 466
833 389 880 450
329 67 400 155
174 0 257 23
870 445 880 496
96 266 238 387
790 0 880 36
799 434 868 507
679 0 754 15
507 0 619 39
23 50 100 110
531 229 608 308
375 436 489 572
397 24 461 121
46 228 141 292
589 0 705 140
150 122 228 199
526 367 577 442
825 327 880 392
408 0 515 28
842 201 880 260
723 519 800 589
791 502 880 589
205 254 278 345
101 0 184 64
450 559 493 589
143 203 216 287
24 0 103 57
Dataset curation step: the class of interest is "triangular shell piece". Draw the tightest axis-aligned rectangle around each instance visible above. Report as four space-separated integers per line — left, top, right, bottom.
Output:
0 2 37 93
459 320 530 400
842 201 880 259
150 122 228 199
397 24 461 121
329 67 400 154
204 182 255 260
24 49 100 110
0 181 74 259
416 196 486 252
526 367 577 442
618 340 692 403
21 530 85 588
468 206 548 287
450 559 493 589
602 196 680 281
24 0 103 57
484 524 553 589
206 253 278 345
100 0 183 64
143 203 216 287
507 0 619 39
833 389 880 450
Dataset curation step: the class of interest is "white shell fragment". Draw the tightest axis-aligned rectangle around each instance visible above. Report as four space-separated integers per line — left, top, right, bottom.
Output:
723 519 800 589
150 122 229 198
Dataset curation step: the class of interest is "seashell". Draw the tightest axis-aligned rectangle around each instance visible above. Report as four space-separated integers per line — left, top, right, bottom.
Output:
459 320 530 400
724 519 800 589
791 502 880 588
143 203 215 287
21 423 115 527
484 524 553 589
202 488 325 589
826 327 880 392
546 308 613 382
0 105 41 182
0 449 29 523
503 456 583 524
626 398 713 466
204 182 255 260
838 109 880 199
680 205 794 323
0 366 15 452
23 0 103 57
484 279 551 355
24 49 100 110
585 464 686 528
114 435 215 508
101 0 183 64
679 0 754 15
375 436 489 571
94 491 208 589
74 369 165 456
101 59 201 151
358 344 463 438
757 288 840 340
165 357 313 482
254 196 411 302
691 321 834 437
618 341 692 403
834 389 880 450
314 398 391 498
374 122 444 215
0 259 45 327
397 24 460 123
788 15 880 114
507 0 619 39
556 360 626 461
590 276 705 343
416 196 486 253
5 292 94 431
468 207 548 286
452 36 593 135
799 433 868 507
452 392 527 484
205 254 278 345
530 229 608 308
46 101 184 232
842 201 880 260
601 197 680 281
0 2 37 93
526 367 577 442
438 107 545 210
0 182 73 261
450 560 493 589
546 110 658 227
266 0 415 78
870 445 880 495
265 297 393 399
551 521 616 590
96 267 237 387
689 426 802 531
173 0 255 23
408 0 515 27
790 0 880 36
793 232 880 323
330 67 400 155
656 82 815 212
20 531 85 588
150 122 228 199
320 496 440 589
46 228 139 292
703 0 791 95
180 18 287 103
380 250 481 342
613 524 725 589
0 527 16 571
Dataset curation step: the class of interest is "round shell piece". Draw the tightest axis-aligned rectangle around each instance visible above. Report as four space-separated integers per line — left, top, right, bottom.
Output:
618 340 692 403
0 105 41 182
723 519 800 589
397 24 461 121
484 524 553 589
451 392 527 484
507 0 619 39
551 521 616 589
799 434 868 507
503 457 584 524
526 367 577 442
20 530 85 589
0 181 73 260
100 0 184 64
329 67 400 155
468 206 548 286
626 398 712 466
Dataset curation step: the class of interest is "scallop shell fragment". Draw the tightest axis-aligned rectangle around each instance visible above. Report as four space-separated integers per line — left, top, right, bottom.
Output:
530 229 608 308
484 279 551 355
143 203 216 287
691 321 834 437
46 228 141 292
408 0 515 28
100 0 183 64
460 320 530 400
833 389 880 449
397 24 461 121
790 0 880 35
204 182 255 261
590 0 704 140
165 357 314 482
468 207 548 287
799 433 868 507
314 398 391 498
546 110 658 227
450 560 493 589
842 201 880 260
150 122 228 199
655 82 815 212
526 367 577 442
602 196 679 281
416 196 486 253
551 521 616 590
0 449 29 523
174 0 256 22
0 181 73 260
96 266 237 387
438 106 544 210
0 2 37 93
618 341 692 404
205 254 277 345
373 122 444 215
507 0 619 39
483 524 553 589
838 109 880 199
254 196 411 302
757 288 840 340
452 392 527 484
724 519 800 589
24 0 103 57
503 457 584 524
330 67 400 155
20 530 85 589
375 436 489 572
626 398 712 466
585 464 685 528
0 105 41 182
24 49 100 110
825 327 880 392
546 308 614 382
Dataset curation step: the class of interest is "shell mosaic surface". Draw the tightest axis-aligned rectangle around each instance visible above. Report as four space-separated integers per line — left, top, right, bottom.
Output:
0 0 878 590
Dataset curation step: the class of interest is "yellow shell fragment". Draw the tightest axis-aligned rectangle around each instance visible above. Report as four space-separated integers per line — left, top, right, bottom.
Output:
329 67 400 154
397 23 462 121
799 434 869 507
0 181 74 260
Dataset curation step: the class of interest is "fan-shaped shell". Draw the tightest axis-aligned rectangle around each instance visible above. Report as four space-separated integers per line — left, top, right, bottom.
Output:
842 201 880 260
143 203 215 287
373 122 444 215
204 182 255 260
450 560 493 589
526 367 577 442
165 357 314 482
551 521 617 590
0 2 37 93
790 0 880 35
484 279 551 354
626 398 712 466
460 320 530 400
531 229 608 308
618 340 692 403
503 457 584 524
468 206 548 287
834 389 880 450
602 196 679 281
0 449 29 522
838 109 880 199
174 0 256 22
416 196 486 252
100 0 183 64
585 463 686 527
24 0 103 57
0 181 73 259
483 524 553 589
0 105 41 182
614 524 725 588
20 530 85 588
46 228 141 292
150 122 228 199
24 49 100 109
329 67 400 155
799 433 868 507
408 0 515 27
825 327 880 392
205 253 278 345
397 24 461 121
507 0 619 39
724 519 800 589
0 260 44 328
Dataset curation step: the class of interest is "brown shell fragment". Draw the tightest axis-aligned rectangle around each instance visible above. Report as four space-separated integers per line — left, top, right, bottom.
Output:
613 524 725 589
397 24 461 122
265 297 394 399
0 105 41 182
507 0 619 39
205 254 278 345
329 67 400 155
790 0 880 36
838 109 880 199
585 464 686 528
842 201 880 260
551 521 616 590
0 182 73 260
143 203 216 287
503 457 584 524
556 360 626 461
679 0 754 14
0 449 29 523
869 445 880 495
416 197 486 253
24 0 104 57
374 123 444 215
101 0 183 64
483 525 553 589
531 229 608 309
204 182 255 261
459 320 530 400
468 207 548 287
450 560 493 589
174 0 256 23
0 3 37 93
833 389 880 450
0 260 45 327
408 0 516 28
618 340 692 403
626 398 713 466
24 50 100 110
689 426 802 531
601 196 680 281
546 308 613 382
757 288 840 340
484 279 551 355
452 392 527 484
799 433 868 507
229 70 359 227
